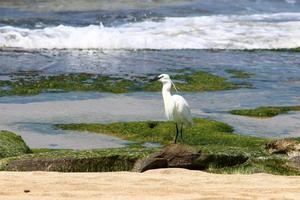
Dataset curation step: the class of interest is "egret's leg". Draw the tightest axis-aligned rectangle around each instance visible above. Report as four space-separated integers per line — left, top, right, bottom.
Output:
174 123 179 143
180 123 184 142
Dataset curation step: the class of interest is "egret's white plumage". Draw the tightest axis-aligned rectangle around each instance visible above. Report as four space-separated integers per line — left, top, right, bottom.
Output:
154 74 193 143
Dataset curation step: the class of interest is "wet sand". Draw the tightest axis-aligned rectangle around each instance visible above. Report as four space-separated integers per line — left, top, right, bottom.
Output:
0 168 300 200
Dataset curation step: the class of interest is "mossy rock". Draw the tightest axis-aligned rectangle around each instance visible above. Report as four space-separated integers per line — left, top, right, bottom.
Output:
144 71 239 92
56 118 300 175
56 118 267 156
208 157 300 175
195 153 249 169
230 106 300 118
225 69 253 79
0 70 247 97
0 147 157 172
4 155 137 172
132 144 249 172
0 130 31 159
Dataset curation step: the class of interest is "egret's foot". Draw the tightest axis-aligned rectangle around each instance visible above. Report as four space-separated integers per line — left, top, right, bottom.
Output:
174 134 178 143
174 124 179 143
180 124 184 143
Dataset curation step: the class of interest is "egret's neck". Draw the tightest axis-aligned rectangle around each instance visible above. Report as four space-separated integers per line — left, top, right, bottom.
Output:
162 81 172 100
161 81 174 120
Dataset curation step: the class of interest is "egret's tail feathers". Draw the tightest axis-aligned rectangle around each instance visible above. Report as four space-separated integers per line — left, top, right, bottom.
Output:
187 120 194 128
183 119 193 128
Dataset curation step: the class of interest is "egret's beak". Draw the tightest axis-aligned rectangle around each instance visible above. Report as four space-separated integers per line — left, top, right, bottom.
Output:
149 76 160 82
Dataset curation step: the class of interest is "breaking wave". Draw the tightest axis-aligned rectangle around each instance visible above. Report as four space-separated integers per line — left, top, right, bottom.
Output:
1 13 300 50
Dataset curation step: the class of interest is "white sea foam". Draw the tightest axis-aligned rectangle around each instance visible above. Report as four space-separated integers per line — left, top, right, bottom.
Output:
1 13 300 50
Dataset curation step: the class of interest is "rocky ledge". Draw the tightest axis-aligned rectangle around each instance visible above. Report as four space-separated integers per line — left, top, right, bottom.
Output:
266 139 300 170
132 144 248 172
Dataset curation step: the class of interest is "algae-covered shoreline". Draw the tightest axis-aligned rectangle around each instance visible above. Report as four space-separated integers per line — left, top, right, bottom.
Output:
230 106 300 118
1 117 300 175
0 69 251 97
55 119 300 175
0 67 299 175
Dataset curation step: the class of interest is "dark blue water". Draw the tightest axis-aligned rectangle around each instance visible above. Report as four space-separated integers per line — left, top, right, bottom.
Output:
1 0 300 28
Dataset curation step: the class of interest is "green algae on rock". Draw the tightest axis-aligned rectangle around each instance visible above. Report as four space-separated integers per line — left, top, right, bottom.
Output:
1 118 300 175
0 131 31 159
230 106 300 118
55 119 300 175
144 71 239 92
0 74 136 96
0 70 245 97
207 156 300 175
0 147 157 172
225 69 254 79
55 118 267 155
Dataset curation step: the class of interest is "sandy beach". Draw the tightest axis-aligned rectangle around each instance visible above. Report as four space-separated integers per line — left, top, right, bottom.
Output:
0 168 299 200
1 1 300 200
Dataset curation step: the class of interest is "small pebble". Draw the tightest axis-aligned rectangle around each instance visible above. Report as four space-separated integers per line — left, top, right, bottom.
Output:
24 189 30 193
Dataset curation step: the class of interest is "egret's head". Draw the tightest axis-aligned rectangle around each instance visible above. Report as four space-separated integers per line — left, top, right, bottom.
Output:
151 74 171 83
151 73 179 92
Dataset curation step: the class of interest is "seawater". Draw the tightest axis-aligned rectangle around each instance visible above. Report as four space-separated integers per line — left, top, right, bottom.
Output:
0 0 300 148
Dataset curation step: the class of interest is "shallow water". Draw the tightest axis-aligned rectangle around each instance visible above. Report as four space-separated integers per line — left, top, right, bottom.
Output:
0 0 300 149
0 93 164 148
0 89 300 148
10 123 130 149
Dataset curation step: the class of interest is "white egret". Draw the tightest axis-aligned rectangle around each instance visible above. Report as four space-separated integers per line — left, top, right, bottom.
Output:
151 74 193 143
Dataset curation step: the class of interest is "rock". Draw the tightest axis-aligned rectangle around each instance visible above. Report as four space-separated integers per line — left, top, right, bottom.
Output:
0 131 31 159
151 144 201 168
132 158 168 172
132 144 200 172
289 156 300 170
132 144 248 172
266 139 300 173
194 153 249 169
5 155 138 172
266 139 300 157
